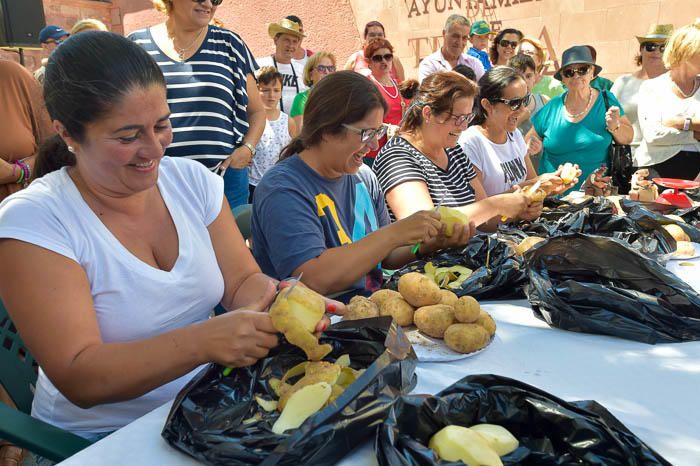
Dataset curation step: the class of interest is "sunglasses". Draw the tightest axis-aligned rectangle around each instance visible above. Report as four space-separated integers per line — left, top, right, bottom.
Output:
561 65 591 79
442 112 476 127
490 93 532 111
316 64 336 73
499 39 519 49
343 123 388 143
642 42 666 53
192 0 224 5
371 53 393 63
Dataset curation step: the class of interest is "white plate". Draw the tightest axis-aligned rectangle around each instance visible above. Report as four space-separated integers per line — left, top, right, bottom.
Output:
668 242 700 260
405 327 495 362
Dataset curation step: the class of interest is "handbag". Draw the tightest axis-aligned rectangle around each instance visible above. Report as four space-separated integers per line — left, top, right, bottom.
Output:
602 90 634 194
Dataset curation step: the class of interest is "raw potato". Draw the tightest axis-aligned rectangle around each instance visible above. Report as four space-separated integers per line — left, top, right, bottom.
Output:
269 286 332 361
476 310 497 336
525 187 546 203
429 425 503 466
664 224 690 242
439 290 459 307
560 162 577 184
398 272 442 307
444 324 490 353
414 305 455 338
469 424 519 456
380 297 415 327
453 296 480 323
344 296 379 320
437 206 470 237
674 240 695 257
369 289 402 308
271 382 332 435
514 236 545 256
277 361 341 410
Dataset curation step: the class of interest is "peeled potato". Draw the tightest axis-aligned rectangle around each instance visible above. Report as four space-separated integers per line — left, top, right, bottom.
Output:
429 425 503 466
664 224 690 242
380 297 415 327
398 272 442 307
272 382 331 435
344 296 379 320
674 240 695 257
439 290 459 307
453 296 480 323
437 206 470 237
369 289 402 308
469 424 519 456
475 310 497 336
525 186 546 203
560 162 577 184
414 304 455 338
444 323 490 353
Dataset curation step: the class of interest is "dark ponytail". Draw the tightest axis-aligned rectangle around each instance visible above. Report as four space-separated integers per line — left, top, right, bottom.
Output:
37 31 165 175
472 66 525 126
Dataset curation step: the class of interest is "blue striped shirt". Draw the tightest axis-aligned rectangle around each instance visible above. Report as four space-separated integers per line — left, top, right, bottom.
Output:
129 26 258 168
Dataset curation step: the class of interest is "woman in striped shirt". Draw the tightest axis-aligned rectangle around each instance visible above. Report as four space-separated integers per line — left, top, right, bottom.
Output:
129 0 265 208
374 72 532 228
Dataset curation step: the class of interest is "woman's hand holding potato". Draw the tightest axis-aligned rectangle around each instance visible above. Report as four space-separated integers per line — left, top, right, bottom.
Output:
420 221 475 255
538 164 582 196
391 210 442 245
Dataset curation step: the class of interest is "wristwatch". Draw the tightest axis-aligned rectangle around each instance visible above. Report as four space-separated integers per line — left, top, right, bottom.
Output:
242 142 256 157
683 117 693 132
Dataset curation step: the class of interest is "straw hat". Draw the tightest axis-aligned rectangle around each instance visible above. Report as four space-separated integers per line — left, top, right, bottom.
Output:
636 24 673 43
268 18 306 40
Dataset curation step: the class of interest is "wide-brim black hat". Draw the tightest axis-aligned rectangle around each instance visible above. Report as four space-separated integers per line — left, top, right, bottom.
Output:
554 45 603 81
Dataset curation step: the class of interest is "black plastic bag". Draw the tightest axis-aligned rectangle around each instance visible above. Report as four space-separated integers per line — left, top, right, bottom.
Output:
376 374 671 466
386 234 528 300
622 199 700 243
527 234 700 344
162 317 417 466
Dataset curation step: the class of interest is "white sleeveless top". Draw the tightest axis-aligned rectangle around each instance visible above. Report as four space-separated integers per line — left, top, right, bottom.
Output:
0 157 225 436
249 112 292 186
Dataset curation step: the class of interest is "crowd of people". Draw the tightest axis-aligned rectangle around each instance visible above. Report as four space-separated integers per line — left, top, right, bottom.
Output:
0 1 699 462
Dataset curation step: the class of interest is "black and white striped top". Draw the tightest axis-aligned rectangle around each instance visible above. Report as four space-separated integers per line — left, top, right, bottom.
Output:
129 26 258 168
373 136 477 216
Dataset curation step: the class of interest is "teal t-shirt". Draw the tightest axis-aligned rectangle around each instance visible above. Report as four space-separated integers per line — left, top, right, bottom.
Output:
532 90 624 190
289 89 310 117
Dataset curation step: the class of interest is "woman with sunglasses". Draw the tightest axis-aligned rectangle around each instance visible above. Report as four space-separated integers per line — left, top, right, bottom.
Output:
129 0 265 209
531 46 633 190
289 51 337 129
635 20 700 179
459 67 577 209
489 28 523 67
612 25 672 163
374 71 530 230
364 38 408 166
251 72 467 299
344 21 405 82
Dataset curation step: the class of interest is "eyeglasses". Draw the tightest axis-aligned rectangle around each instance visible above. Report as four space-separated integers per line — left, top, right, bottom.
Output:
371 53 393 63
490 94 532 111
643 42 666 53
316 64 336 73
192 0 224 5
342 123 388 143
499 39 519 49
561 65 591 79
441 112 476 126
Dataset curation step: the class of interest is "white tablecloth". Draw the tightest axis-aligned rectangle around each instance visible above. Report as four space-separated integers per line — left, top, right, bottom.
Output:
58 298 700 466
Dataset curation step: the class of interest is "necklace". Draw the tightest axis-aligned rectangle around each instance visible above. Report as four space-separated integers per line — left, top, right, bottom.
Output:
370 74 399 99
174 27 206 61
674 77 700 98
564 89 593 119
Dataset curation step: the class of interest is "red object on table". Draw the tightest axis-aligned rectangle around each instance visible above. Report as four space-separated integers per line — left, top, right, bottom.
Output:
652 178 700 209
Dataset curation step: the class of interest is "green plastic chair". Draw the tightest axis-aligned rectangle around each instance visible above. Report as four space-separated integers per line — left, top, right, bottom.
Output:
232 203 253 240
0 300 92 461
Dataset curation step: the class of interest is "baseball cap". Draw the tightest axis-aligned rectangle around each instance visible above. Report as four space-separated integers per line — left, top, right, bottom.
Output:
39 25 69 44
470 20 493 36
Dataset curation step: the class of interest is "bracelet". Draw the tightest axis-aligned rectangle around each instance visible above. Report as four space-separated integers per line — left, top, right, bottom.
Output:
14 159 30 187
608 123 621 133
683 117 692 132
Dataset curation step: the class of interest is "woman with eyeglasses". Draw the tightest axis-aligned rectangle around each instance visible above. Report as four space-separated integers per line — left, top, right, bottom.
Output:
489 28 523 67
364 38 408 166
129 0 265 209
374 71 530 230
531 46 633 190
251 72 469 299
611 25 672 163
635 20 700 179
458 67 577 210
344 21 405 82
289 51 337 129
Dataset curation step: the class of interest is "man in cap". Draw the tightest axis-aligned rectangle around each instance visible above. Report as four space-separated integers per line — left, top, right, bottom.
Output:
418 15 485 83
257 18 309 114
467 20 493 71
39 25 69 54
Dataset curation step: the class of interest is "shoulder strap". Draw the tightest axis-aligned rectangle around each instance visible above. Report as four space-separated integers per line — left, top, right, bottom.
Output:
601 89 611 111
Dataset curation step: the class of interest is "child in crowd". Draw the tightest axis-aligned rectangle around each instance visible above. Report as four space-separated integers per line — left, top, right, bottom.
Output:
249 66 298 202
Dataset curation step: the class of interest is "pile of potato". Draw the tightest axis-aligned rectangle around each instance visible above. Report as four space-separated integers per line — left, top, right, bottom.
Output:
344 272 496 354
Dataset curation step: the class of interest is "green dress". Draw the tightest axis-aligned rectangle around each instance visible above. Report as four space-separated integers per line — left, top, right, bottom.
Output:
290 89 311 117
